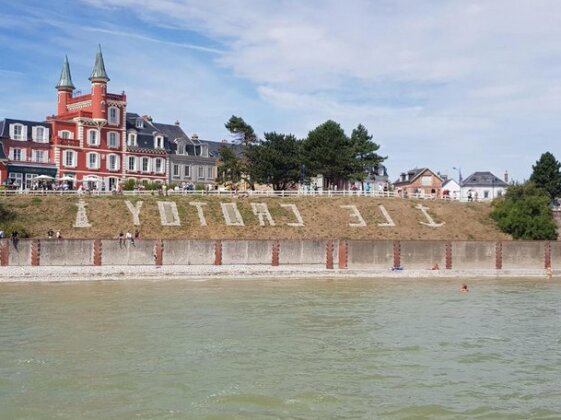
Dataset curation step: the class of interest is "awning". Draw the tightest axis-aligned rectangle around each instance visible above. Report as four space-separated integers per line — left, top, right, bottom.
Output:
7 165 57 176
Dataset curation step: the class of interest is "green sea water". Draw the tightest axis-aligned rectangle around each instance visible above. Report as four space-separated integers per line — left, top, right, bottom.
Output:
1 278 560 419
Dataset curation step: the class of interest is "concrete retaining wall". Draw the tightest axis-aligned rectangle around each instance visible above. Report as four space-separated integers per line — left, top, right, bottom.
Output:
452 241 496 270
400 241 445 270
502 241 545 270
163 240 215 265
347 240 393 268
551 242 561 269
278 240 328 265
40 240 93 266
222 240 273 265
101 240 156 265
8 240 32 266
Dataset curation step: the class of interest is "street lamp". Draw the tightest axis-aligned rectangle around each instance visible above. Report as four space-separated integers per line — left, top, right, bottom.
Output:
453 166 462 200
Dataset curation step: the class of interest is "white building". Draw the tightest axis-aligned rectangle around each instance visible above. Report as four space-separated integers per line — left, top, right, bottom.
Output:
442 178 461 200
461 171 508 201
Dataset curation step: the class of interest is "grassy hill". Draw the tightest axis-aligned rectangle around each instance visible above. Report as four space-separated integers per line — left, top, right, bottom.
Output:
0 195 510 240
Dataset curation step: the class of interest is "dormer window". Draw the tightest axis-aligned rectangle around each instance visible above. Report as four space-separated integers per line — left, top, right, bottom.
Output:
87 129 100 146
135 118 144 129
154 135 164 149
127 132 137 147
108 107 119 125
32 126 49 143
9 123 26 141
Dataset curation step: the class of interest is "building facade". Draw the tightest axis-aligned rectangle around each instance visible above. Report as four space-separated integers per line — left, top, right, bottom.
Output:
461 171 508 201
393 168 443 198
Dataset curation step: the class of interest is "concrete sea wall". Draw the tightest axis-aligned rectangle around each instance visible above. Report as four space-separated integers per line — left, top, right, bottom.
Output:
0 239 555 272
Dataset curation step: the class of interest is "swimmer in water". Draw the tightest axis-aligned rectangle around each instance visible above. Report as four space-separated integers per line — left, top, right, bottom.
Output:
460 283 469 293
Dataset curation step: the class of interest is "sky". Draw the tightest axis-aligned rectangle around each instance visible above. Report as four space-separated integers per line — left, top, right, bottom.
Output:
1 0 561 182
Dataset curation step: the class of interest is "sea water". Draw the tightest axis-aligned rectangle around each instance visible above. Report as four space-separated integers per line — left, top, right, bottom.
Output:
1 278 560 419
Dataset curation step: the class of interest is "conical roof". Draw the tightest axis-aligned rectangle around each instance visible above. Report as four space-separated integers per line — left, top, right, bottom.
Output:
55 55 75 90
89 44 110 82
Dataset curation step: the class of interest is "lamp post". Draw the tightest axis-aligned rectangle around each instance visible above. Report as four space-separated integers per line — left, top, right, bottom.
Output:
453 166 462 200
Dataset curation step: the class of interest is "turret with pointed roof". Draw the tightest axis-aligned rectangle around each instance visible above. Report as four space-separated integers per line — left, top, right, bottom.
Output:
89 44 110 82
56 55 75 91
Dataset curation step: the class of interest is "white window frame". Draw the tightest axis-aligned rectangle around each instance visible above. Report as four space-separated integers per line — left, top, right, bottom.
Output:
135 118 144 129
32 126 49 143
154 135 164 149
128 156 137 172
172 164 180 178
10 148 25 161
141 157 150 172
33 150 47 163
108 107 120 125
107 131 119 148
107 154 120 171
10 123 26 141
198 166 204 179
86 152 100 169
87 129 100 146
184 165 191 178
154 158 163 174
421 176 432 186
63 150 77 168
59 130 73 140
127 132 137 147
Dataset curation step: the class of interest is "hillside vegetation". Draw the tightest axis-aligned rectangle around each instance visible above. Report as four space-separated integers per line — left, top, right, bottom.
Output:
0 195 510 240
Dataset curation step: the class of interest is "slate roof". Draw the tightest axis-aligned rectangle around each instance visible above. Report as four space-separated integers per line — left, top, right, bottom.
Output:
394 167 441 185
0 141 7 160
126 113 180 152
462 171 507 187
0 118 50 140
56 55 75 90
89 45 110 82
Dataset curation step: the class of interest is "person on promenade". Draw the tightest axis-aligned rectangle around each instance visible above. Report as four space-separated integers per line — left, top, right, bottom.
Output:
126 230 135 247
460 283 469 293
134 229 140 241
118 231 125 248
55 230 62 239
11 231 19 249
47 229 54 239
0 230 4 239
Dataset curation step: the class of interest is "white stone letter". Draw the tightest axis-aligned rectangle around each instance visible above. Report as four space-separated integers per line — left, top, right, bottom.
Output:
377 205 396 227
251 203 275 226
189 201 208 226
280 203 304 227
125 200 143 226
221 202 244 226
73 199 91 228
340 205 366 227
415 204 445 227
157 201 181 226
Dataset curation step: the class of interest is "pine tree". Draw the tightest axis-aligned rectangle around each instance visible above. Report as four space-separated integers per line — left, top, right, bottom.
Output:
529 152 561 200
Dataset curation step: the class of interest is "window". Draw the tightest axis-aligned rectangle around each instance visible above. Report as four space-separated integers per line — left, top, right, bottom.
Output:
63 150 77 167
207 166 214 179
154 158 163 173
198 166 204 179
108 132 119 148
136 118 144 129
87 152 100 169
421 176 432 186
10 148 24 161
177 143 185 155
108 107 119 124
10 123 25 140
128 156 137 171
33 150 46 163
127 132 137 147
172 164 180 177
33 126 49 143
107 154 119 171
184 165 190 178
59 130 73 139
141 157 150 172
87 129 99 146
154 135 164 149
484 190 489 199
8 173 23 187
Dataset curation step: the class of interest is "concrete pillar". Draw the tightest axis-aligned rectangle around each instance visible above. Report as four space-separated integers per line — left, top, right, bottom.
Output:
326 240 334 269
214 240 222 266
393 240 401 268
445 241 452 269
495 241 502 270
338 240 348 269
93 239 102 266
272 240 280 266
544 241 552 269
0 239 8 266
31 240 41 266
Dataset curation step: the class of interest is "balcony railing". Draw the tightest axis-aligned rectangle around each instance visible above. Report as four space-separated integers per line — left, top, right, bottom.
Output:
9 156 56 165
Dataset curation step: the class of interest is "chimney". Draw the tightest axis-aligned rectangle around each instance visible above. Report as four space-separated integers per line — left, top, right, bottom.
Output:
192 133 199 140
504 170 509 183
174 120 180 126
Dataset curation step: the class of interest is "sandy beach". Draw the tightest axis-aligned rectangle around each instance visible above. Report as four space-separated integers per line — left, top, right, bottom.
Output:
0 265 556 282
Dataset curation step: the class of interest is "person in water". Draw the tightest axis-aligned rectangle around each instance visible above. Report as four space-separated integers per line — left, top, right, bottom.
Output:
460 283 469 293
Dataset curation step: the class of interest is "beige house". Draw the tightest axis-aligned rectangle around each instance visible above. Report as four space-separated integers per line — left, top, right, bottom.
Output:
393 168 443 198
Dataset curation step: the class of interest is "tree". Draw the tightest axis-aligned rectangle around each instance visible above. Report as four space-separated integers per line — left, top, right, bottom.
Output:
225 115 257 146
245 132 302 190
216 145 244 187
490 183 558 240
529 152 561 200
349 124 385 189
301 120 353 188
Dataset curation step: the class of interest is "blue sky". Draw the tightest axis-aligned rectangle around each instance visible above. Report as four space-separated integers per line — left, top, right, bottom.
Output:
1 0 561 182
